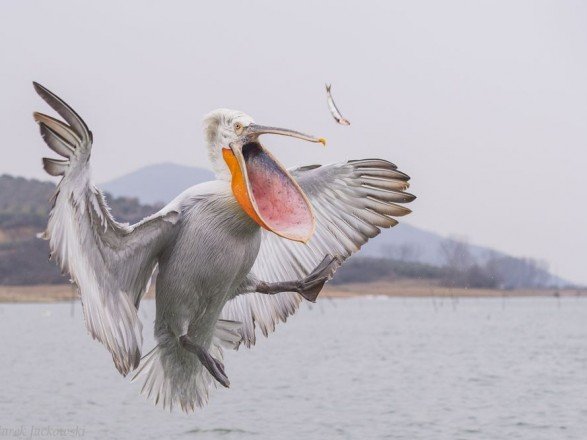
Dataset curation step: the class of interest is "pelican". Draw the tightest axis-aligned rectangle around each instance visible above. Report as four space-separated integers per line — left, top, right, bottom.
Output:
32 82 415 411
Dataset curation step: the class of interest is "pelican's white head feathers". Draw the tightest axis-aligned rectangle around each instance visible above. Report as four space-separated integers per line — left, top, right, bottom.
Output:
203 108 254 180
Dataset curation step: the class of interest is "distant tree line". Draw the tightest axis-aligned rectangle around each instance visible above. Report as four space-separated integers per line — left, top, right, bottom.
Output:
334 237 557 289
331 257 443 285
438 237 552 289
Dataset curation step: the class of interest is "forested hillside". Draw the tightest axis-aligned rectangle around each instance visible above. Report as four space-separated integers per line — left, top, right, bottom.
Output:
0 175 161 285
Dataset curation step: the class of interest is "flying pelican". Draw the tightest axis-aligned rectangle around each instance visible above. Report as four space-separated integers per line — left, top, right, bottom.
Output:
32 82 415 411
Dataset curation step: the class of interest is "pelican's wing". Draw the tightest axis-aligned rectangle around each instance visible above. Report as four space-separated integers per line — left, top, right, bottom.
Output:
33 83 179 375
221 159 414 346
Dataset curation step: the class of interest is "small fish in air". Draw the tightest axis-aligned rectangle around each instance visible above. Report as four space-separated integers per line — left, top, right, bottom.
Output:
325 84 350 126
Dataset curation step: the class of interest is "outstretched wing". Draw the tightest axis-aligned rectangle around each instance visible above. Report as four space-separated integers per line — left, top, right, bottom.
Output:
221 159 414 346
33 83 179 375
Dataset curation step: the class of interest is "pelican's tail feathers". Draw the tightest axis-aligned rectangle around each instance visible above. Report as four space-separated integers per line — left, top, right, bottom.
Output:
132 319 242 412
132 333 218 412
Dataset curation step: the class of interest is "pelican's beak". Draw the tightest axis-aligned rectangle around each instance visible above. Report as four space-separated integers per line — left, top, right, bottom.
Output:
222 124 325 243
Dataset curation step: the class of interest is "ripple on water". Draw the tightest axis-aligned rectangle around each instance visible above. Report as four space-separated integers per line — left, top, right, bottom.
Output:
184 428 258 437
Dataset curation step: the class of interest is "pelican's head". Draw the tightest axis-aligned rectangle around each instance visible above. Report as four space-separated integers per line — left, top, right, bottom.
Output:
202 108 326 242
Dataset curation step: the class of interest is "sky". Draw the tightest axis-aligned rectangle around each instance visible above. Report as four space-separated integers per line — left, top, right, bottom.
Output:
1 0 586 284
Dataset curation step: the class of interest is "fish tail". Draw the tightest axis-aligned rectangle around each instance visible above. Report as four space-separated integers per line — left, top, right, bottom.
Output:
325 83 331 92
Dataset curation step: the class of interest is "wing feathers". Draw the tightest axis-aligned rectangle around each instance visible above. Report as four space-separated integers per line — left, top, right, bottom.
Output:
34 112 81 146
352 185 415 203
362 197 412 216
222 158 414 347
42 157 69 176
39 122 76 158
34 83 176 376
33 82 91 142
358 175 410 191
358 168 410 182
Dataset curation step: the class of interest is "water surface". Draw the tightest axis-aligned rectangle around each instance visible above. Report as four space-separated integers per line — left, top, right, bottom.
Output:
0 297 585 439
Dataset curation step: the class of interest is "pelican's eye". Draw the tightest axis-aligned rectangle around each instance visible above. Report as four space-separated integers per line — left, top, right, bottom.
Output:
234 122 243 135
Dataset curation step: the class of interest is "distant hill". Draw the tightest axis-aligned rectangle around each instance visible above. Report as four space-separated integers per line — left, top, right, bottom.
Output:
332 224 567 288
101 163 214 204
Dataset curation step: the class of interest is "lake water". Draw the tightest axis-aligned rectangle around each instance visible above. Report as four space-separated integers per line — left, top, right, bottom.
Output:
0 297 585 440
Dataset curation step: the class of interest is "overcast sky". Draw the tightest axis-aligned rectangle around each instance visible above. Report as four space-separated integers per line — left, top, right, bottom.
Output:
1 0 586 284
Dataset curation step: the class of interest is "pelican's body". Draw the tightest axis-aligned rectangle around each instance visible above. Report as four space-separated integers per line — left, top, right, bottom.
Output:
32 83 415 411
156 182 259 342
141 182 261 406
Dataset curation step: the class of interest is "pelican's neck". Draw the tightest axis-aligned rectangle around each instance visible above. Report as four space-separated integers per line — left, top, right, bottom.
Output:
207 142 231 181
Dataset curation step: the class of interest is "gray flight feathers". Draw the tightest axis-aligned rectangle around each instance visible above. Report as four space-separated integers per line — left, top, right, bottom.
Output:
32 83 179 376
41 157 68 177
33 81 93 177
34 112 81 146
221 158 415 348
33 82 92 142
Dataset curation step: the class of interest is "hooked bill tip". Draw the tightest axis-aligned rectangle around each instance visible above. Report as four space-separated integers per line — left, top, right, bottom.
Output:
318 137 327 146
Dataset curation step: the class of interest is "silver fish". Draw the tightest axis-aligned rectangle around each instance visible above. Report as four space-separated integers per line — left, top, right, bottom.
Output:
325 84 350 125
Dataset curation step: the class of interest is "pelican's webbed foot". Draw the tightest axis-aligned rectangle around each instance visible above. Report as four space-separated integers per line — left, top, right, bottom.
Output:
256 254 341 303
179 335 230 388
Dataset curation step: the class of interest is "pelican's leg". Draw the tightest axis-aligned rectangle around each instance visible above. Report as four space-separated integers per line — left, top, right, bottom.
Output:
256 254 341 303
179 335 230 388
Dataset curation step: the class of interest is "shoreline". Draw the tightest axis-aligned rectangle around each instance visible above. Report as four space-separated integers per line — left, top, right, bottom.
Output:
0 281 583 303
323 281 585 298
